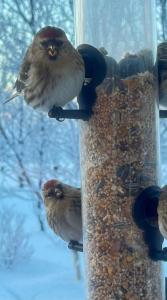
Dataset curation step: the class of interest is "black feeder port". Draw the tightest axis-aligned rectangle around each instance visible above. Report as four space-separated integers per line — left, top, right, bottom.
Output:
48 44 107 121
133 185 167 261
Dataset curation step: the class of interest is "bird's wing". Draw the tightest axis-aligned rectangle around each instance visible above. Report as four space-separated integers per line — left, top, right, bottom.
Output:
66 196 82 233
15 46 32 92
4 47 32 104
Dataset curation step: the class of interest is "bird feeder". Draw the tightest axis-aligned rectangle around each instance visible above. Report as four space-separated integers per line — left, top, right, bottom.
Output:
74 0 164 299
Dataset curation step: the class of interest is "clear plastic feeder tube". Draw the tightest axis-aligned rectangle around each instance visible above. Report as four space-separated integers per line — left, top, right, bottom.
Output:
75 1 163 299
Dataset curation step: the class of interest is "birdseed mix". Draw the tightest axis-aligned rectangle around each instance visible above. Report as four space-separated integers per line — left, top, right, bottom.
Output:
80 72 162 300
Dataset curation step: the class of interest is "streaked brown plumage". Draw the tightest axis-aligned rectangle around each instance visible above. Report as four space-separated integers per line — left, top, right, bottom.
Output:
157 185 167 240
42 179 82 243
5 26 85 112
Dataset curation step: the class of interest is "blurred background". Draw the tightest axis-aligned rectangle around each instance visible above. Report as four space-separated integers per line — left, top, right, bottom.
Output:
0 0 167 299
0 1 83 299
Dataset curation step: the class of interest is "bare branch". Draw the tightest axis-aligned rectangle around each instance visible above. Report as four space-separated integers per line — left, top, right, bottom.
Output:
15 0 31 27
0 122 44 230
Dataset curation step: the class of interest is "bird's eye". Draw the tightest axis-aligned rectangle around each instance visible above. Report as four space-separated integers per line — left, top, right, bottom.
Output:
54 40 64 47
40 40 64 48
46 190 54 197
40 41 49 48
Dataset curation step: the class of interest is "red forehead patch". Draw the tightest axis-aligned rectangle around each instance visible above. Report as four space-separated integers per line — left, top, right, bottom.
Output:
37 26 66 39
43 179 59 190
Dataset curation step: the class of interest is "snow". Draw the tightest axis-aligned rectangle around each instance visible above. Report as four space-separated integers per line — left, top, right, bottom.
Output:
0 234 85 300
0 194 85 300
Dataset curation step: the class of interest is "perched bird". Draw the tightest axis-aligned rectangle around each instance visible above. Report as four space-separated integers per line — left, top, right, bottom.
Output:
157 185 167 240
5 26 85 112
42 179 82 250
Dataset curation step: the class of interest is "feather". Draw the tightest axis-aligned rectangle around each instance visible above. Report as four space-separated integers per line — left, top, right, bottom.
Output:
3 92 20 104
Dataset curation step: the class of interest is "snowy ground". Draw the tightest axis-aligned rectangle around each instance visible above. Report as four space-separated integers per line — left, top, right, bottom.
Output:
0 234 85 300
0 193 85 300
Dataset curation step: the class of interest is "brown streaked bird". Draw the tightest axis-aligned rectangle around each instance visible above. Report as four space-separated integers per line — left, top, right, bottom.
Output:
5 26 85 112
157 185 167 240
42 179 82 247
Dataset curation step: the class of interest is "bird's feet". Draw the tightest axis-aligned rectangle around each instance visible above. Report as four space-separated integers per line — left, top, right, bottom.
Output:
48 106 65 121
68 240 83 252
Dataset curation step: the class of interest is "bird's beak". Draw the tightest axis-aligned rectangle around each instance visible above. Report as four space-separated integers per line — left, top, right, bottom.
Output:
47 45 58 58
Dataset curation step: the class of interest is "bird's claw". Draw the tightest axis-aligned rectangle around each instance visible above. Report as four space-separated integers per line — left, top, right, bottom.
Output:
48 106 65 122
68 240 83 252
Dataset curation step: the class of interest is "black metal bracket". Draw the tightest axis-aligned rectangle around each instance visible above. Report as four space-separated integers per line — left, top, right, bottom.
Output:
133 186 167 261
77 44 107 113
48 44 107 121
48 106 91 121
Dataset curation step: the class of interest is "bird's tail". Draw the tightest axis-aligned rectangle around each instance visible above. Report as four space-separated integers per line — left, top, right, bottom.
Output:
71 250 81 281
3 92 20 104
